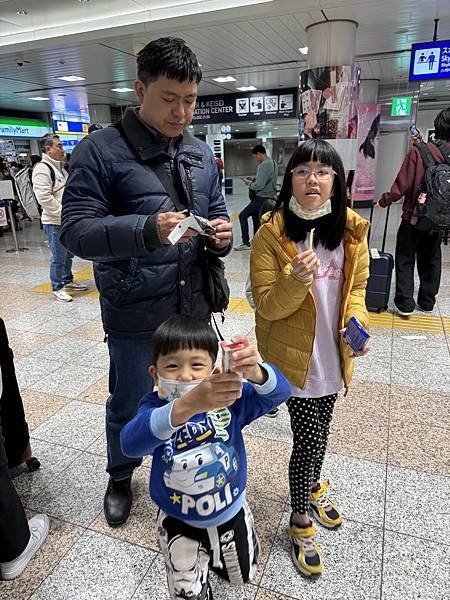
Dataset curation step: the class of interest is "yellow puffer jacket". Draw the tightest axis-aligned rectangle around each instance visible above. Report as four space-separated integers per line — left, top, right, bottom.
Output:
250 208 370 391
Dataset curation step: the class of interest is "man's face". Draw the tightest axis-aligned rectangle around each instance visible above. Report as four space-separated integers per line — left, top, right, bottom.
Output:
134 75 198 138
255 152 264 165
47 139 65 161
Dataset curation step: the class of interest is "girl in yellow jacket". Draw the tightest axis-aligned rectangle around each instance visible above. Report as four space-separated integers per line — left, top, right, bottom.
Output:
250 139 370 578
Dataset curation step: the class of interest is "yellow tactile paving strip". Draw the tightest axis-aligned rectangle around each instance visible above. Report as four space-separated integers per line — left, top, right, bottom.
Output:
31 267 450 334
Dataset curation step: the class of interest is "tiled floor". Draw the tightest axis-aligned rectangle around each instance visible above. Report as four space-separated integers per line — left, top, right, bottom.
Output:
0 193 449 600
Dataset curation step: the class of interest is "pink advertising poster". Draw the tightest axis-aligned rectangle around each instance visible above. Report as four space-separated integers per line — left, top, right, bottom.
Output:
353 104 381 205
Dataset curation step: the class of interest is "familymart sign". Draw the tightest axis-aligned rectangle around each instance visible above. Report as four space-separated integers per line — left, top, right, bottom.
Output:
0 118 50 138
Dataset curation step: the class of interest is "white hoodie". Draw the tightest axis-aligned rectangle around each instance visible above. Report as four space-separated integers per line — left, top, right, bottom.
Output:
31 154 68 225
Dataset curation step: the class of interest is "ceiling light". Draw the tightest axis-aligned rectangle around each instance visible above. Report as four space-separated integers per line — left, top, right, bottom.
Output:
298 46 308 55
235 129 240 132
213 76 236 83
111 87 133 92
198 63 202 67
17 10 28 15
57 75 86 82
78 0 91 3
28 97 49 101
236 86 257 92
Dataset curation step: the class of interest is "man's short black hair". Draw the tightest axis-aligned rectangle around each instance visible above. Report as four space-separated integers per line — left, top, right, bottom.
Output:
137 37 202 86
434 108 450 141
152 315 218 365
40 134 60 154
252 145 266 155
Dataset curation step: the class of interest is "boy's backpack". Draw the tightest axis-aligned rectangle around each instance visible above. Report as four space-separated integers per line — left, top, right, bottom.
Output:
411 140 450 232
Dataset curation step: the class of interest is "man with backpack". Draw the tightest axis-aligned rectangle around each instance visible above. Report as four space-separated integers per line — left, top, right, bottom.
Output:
32 134 88 302
377 108 450 316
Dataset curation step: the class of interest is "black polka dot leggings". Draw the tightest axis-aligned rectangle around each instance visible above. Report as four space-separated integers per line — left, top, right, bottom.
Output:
287 394 337 514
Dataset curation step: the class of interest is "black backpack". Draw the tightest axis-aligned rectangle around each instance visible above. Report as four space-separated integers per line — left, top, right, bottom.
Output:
412 140 450 232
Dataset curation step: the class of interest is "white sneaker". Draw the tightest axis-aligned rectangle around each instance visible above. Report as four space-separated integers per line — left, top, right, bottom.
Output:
234 243 251 251
52 289 73 302
394 304 414 317
64 281 88 291
0 514 50 580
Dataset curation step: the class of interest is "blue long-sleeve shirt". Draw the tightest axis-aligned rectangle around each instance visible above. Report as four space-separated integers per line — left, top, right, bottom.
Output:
121 363 290 527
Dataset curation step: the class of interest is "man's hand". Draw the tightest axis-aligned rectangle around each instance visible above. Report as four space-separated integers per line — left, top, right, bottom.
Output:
227 336 267 385
171 372 242 425
208 218 232 251
292 249 320 280
157 211 198 245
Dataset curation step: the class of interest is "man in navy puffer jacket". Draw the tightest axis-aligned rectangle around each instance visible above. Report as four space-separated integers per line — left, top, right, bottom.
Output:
61 37 232 527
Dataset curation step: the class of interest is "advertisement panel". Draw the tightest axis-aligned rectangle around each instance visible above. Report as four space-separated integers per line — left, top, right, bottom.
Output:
298 66 360 169
352 104 381 205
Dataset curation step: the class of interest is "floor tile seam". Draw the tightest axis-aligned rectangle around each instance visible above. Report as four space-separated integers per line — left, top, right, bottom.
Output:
128 552 162 600
384 459 450 479
18 358 71 389
254 502 287 588
26 518 89 598
383 526 450 547
379 330 394 600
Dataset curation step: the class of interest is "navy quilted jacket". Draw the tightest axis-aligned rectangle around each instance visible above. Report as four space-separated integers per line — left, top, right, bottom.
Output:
61 108 229 338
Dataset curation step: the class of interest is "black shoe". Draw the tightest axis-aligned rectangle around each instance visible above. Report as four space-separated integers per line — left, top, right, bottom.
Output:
104 476 132 527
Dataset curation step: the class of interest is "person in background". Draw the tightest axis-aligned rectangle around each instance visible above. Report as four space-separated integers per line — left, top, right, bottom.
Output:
376 108 450 316
250 139 370 577
32 134 88 302
215 154 224 188
0 318 49 581
235 145 278 251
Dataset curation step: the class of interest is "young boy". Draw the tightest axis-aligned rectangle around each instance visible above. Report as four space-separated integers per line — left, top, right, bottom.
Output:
121 315 290 600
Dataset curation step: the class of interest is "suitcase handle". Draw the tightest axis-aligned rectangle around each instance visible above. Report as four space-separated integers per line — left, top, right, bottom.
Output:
368 204 390 253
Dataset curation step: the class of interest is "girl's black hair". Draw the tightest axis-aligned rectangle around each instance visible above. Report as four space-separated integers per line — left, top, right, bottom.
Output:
137 37 202 85
152 315 218 364
273 138 347 250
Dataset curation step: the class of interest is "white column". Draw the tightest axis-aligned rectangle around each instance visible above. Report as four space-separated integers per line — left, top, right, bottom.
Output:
306 20 357 69
359 79 379 103
89 104 112 127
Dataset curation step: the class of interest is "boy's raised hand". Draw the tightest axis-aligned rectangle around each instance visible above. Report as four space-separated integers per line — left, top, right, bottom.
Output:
228 336 267 385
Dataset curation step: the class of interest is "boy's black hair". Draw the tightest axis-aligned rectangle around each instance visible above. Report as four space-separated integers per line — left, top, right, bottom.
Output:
152 315 218 364
434 108 450 141
137 37 202 86
252 144 266 155
272 138 347 251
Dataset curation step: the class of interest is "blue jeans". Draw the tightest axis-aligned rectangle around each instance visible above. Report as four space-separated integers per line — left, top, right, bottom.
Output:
106 335 154 479
43 224 74 292
239 196 265 245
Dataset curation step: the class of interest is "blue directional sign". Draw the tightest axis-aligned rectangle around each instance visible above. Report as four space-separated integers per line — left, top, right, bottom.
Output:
409 40 450 81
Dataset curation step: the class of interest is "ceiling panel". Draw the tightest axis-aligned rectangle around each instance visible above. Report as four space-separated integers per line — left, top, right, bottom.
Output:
0 0 449 114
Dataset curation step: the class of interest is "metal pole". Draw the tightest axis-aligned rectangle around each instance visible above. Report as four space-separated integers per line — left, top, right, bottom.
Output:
433 18 439 42
5 200 28 253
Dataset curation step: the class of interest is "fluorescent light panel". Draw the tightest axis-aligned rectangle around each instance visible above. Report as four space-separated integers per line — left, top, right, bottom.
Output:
213 76 236 83
57 75 86 82
236 86 257 91
298 46 308 55
28 96 49 101
111 87 133 92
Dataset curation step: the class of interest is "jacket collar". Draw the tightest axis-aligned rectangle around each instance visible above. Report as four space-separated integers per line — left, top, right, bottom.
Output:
42 153 66 175
121 107 203 162
262 207 369 256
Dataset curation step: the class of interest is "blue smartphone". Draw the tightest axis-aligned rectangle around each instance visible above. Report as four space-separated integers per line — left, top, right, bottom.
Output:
343 316 370 353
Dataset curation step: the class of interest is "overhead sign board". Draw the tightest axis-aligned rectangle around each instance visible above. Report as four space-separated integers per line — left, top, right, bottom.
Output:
391 96 412 117
409 40 450 81
192 88 297 124
53 120 89 135
0 118 50 138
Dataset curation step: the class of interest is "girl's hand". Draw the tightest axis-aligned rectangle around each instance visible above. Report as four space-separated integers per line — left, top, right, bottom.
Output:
228 336 267 385
339 328 371 357
292 249 320 280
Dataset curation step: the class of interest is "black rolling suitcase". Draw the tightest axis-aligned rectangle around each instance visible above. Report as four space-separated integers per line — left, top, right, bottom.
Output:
365 205 394 313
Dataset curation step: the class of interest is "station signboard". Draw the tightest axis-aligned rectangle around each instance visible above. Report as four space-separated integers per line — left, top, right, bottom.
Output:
409 40 450 81
192 88 297 124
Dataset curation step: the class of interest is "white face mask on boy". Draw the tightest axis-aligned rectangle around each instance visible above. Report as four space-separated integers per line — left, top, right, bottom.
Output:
157 375 203 402
289 196 332 220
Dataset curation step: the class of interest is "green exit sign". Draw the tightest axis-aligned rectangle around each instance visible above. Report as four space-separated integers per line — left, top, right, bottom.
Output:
391 96 412 117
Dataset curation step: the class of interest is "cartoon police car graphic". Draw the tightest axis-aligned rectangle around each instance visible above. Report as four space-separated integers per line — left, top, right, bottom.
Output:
164 442 238 496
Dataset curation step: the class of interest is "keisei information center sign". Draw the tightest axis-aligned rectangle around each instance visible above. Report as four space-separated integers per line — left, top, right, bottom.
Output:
409 40 450 81
192 88 297 124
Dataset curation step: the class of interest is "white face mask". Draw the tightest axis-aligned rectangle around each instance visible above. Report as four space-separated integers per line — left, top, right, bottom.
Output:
289 196 332 220
157 375 203 402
